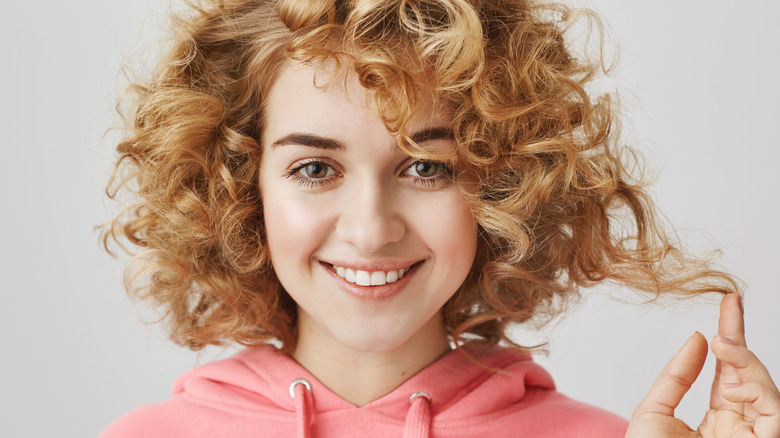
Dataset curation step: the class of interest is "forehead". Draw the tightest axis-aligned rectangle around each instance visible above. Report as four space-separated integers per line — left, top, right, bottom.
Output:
261 59 452 145
269 59 373 122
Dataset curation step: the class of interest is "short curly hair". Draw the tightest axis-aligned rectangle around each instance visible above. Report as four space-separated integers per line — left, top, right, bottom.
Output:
105 0 739 352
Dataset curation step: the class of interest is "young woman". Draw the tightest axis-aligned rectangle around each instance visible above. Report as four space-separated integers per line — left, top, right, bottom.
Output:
99 0 780 436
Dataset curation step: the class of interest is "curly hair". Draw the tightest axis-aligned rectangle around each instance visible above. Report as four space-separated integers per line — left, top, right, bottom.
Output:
105 0 739 352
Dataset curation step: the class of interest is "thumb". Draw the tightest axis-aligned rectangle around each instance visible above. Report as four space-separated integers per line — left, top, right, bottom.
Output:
632 332 709 419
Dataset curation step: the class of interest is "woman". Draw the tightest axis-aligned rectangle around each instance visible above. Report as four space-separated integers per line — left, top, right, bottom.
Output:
100 0 780 436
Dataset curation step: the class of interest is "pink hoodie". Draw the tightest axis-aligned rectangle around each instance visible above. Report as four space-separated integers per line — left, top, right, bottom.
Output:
99 344 627 437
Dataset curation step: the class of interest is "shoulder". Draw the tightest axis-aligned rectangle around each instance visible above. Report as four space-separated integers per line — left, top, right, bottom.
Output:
522 389 629 437
436 345 628 437
439 388 628 438
97 345 295 438
98 401 187 438
97 397 225 438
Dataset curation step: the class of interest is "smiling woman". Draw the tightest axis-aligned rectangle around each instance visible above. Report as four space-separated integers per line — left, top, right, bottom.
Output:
98 0 780 437
259 60 478 405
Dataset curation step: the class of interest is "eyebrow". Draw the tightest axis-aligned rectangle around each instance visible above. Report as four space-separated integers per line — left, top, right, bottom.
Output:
270 127 454 150
270 133 345 150
409 127 454 144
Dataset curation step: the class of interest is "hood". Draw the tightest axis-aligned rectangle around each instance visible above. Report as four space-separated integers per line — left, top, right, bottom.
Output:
171 343 555 437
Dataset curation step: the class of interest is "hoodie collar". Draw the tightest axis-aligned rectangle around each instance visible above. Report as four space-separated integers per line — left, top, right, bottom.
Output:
173 343 555 422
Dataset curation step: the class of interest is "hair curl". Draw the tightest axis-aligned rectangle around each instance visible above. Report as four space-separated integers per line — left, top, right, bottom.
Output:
105 0 739 352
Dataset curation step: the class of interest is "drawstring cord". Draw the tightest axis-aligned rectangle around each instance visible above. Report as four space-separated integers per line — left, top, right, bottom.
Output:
403 392 432 438
289 379 312 438
289 379 431 438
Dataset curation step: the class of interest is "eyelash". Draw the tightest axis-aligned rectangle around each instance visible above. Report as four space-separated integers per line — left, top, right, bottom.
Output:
284 159 337 188
405 161 454 187
284 159 454 188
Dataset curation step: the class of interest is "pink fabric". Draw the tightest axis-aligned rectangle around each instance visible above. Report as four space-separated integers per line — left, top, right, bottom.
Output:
292 380 313 438
403 394 432 438
98 344 628 437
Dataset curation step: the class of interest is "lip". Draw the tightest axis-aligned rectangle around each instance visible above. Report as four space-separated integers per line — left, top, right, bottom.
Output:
320 260 423 301
321 258 419 272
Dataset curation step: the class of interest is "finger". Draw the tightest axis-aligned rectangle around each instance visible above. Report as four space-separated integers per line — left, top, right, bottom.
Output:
710 356 725 409
721 382 780 418
718 293 746 347
713 336 780 398
715 293 746 413
632 332 709 419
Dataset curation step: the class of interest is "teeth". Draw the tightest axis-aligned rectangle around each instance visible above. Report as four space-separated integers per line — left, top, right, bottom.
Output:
370 271 386 286
331 264 412 286
355 270 371 286
386 270 398 283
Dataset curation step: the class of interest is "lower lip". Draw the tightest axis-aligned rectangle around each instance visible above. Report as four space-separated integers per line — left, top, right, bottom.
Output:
321 262 421 301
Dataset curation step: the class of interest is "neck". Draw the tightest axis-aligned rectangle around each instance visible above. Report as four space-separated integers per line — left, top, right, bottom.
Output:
292 315 451 407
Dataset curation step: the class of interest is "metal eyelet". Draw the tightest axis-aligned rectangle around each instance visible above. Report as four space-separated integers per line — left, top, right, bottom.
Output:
409 391 432 404
289 378 312 399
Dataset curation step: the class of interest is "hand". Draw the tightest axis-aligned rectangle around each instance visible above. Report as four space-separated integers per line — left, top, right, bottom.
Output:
626 294 780 437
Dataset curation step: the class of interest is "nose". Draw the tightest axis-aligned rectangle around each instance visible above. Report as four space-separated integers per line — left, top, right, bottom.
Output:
335 179 405 253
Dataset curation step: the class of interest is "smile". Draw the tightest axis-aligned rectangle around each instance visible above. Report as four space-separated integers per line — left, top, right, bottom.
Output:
331 264 411 286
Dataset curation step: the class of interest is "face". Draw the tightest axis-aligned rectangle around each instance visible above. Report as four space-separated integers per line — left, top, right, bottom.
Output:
259 59 478 354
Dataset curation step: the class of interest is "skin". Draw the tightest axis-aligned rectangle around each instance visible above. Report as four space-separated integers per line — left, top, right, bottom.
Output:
627 294 780 437
259 59 477 407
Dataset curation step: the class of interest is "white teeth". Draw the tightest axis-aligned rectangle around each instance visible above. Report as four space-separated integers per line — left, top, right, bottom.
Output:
370 271 386 286
331 264 413 286
355 270 371 286
386 270 398 283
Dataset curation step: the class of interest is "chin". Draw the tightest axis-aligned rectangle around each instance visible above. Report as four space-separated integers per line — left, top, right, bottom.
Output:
333 328 417 354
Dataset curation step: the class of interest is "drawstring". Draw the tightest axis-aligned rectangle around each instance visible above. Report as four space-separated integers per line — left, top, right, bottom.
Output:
289 379 312 438
403 392 432 438
289 379 431 438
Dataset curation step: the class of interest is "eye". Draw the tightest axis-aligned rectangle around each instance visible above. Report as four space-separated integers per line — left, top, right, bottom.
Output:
407 161 443 178
285 159 339 188
300 162 332 179
403 160 454 188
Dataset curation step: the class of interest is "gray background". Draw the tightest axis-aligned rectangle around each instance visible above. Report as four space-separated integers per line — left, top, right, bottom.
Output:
1 1 778 436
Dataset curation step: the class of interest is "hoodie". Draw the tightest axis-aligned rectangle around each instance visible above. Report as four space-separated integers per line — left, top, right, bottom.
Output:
99 344 628 437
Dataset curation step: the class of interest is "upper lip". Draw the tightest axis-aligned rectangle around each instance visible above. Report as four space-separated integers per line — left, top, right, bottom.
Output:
320 259 421 272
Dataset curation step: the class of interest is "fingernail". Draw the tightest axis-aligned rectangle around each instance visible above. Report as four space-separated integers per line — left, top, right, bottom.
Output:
717 335 738 346
721 382 741 389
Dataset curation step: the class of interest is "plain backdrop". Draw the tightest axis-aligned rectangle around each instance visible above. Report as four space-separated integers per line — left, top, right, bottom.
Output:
1 1 778 436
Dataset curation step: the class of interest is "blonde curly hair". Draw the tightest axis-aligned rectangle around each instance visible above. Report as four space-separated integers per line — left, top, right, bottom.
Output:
105 0 738 352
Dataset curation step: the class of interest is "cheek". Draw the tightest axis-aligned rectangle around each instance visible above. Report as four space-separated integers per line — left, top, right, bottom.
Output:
410 190 478 271
261 187 331 268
